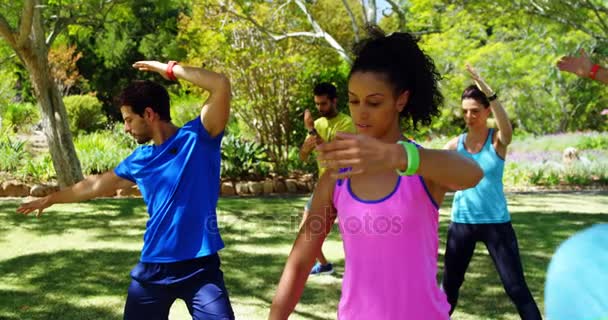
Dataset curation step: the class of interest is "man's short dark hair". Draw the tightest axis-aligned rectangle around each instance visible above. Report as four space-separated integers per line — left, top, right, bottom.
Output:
313 82 337 100
118 80 171 121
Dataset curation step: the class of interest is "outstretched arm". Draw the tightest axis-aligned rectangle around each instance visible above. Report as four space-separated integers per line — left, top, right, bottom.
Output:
557 49 608 84
466 64 513 146
17 171 134 217
132 61 231 137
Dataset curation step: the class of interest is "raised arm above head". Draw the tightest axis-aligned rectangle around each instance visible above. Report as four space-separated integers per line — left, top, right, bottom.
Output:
132 61 231 137
466 64 512 146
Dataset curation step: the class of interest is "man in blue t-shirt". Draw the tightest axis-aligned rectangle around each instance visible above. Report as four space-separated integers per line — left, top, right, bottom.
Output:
17 61 234 320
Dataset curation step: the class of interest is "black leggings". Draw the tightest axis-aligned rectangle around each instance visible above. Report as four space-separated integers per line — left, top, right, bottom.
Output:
441 222 542 319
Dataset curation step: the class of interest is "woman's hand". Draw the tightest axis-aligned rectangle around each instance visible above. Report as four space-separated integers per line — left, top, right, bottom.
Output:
316 132 405 178
466 63 494 96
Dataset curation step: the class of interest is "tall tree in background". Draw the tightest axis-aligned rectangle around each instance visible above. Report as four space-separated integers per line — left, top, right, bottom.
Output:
0 41 16 109
69 0 188 120
180 0 321 171
222 0 409 63
501 0 608 41
413 0 607 134
48 44 85 97
0 0 118 186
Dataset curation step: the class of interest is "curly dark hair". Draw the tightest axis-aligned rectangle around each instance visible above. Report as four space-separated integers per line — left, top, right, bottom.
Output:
349 27 443 131
461 84 490 108
313 82 337 100
118 80 172 121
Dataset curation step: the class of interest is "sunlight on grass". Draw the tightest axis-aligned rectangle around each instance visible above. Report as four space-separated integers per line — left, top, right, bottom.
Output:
1 192 606 319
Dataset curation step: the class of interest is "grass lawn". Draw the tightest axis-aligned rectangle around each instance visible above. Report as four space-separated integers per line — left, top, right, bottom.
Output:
1 191 607 320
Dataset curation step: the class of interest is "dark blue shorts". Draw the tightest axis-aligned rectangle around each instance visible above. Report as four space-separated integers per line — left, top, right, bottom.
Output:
124 253 234 320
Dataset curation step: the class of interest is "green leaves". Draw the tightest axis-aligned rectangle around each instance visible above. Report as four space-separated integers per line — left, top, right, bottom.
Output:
63 95 106 135
408 0 605 135
221 134 272 180
0 131 27 172
74 125 137 175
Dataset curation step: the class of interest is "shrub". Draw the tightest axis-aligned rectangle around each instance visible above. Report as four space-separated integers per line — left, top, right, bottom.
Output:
576 134 608 150
1 102 39 132
221 135 272 180
0 129 29 172
74 125 136 174
19 154 55 182
170 94 201 127
528 168 544 185
63 95 107 135
503 161 527 188
284 146 317 176
544 170 562 186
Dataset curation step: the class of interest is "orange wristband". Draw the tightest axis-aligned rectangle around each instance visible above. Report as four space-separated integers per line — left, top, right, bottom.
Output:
166 61 178 81
590 64 601 80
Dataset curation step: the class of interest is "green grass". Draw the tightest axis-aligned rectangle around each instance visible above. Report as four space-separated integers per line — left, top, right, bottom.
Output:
422 131 608 152
1 192 607 319
509 131 608 152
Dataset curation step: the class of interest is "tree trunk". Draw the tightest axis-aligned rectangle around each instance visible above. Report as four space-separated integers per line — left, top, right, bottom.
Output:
0 1 83 187
20 47 84 187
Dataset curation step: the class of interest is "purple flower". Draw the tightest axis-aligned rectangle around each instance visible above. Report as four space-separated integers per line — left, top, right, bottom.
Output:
507 151 561 163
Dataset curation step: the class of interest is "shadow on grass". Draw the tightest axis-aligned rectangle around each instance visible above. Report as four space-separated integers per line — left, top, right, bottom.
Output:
0 246 337 320
437 210 608 319
0 192 606 319
0 195 323 247
218 195 348 250
221 249 342 320
0 196 309 246
0 199 147 242
0 194 336 320
218 196 342 319
0 249 139 320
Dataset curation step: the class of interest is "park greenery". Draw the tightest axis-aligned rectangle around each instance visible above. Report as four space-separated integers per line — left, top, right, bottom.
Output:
0 0 607 187
1 192 607 319
1 2 607 319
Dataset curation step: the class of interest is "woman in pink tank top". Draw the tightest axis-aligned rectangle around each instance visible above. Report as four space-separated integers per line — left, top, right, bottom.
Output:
269 27 483 320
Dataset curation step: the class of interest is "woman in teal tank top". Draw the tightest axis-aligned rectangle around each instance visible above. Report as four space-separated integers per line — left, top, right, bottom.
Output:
441 65 542 319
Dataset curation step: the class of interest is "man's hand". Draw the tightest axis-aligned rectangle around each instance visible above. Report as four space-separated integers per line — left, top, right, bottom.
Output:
303 135 323 153
17 196 52 217
304 109 314 131
557 49 593 78
132 61 171 80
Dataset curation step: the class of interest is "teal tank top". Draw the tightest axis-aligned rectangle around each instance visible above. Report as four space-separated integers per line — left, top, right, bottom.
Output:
451 128 510 224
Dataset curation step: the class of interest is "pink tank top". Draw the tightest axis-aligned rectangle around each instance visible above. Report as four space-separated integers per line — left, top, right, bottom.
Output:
333 173 450 319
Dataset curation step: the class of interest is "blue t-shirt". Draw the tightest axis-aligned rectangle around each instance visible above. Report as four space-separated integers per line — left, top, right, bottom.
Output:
545 224 608 320
452 128 510 224
115 118 225 263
